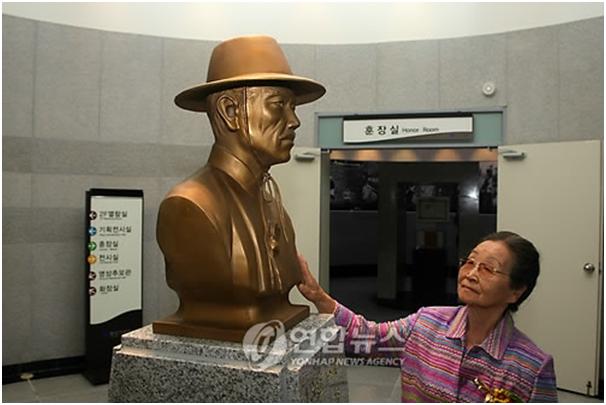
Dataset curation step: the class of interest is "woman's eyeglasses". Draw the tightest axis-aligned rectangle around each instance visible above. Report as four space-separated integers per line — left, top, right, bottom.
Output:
458 257 508 277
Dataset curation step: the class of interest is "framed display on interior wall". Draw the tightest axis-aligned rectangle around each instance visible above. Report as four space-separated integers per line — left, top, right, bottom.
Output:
330 160 379 210
397 183 459 213
417 197 450 222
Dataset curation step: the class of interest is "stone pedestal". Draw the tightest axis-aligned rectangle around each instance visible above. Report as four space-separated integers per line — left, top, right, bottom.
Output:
108 314 348 402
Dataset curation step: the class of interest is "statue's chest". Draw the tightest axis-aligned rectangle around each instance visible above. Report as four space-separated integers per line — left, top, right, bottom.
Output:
227 186 298 292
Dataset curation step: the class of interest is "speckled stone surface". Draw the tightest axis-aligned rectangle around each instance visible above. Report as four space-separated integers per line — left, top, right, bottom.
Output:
108 314 348 402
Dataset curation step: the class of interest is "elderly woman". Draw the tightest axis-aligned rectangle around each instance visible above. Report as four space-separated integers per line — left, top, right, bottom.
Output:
297 231 558 402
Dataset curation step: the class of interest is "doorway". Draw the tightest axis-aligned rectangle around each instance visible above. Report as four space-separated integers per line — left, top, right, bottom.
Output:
328 150 498 322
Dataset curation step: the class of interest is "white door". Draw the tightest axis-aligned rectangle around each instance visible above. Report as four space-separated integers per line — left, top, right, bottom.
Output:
497 140 603 395
270 147 328 312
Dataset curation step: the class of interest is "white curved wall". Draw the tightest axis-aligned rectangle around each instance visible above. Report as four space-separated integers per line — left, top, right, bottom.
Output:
3 2 604 44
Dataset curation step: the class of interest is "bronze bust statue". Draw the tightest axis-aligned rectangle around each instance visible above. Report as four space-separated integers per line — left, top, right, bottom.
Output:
152 36 326 342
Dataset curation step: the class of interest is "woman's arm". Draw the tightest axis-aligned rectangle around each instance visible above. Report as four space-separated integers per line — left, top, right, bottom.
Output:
297 254 417 359
529 356 558 402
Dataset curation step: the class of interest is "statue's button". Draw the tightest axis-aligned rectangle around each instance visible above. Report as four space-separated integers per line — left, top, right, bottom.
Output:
269 238 279 252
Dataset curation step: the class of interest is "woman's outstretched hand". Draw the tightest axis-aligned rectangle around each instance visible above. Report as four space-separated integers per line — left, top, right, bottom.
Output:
296 254 336 314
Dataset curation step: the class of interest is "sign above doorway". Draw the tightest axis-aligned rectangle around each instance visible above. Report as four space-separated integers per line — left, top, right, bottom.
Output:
343 115 473 144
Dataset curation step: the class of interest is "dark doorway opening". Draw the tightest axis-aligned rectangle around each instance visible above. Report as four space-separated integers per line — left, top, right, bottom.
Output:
328 157 498 322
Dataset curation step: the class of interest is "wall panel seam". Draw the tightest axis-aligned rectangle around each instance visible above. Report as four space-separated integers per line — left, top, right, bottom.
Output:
437 39 442 107
159 39 166 146
29 20 38 229
31 20 38 141
556 24 561 141
97 29 104 140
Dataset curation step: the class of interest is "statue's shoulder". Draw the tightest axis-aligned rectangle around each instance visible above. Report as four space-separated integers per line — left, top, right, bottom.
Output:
164 166 224 201
159 166 228 233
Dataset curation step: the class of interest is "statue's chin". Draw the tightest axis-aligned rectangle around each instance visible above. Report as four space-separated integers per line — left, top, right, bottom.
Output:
273 154 291 166
271 148 293 165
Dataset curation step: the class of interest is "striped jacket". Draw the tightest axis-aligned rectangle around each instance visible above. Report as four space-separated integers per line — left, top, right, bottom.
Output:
334 303 558 402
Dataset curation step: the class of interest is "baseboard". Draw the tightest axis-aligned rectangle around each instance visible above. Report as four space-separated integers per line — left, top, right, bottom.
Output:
2 356 85 385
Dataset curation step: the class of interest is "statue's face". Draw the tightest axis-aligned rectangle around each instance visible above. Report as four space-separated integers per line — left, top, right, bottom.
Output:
245 86 300 166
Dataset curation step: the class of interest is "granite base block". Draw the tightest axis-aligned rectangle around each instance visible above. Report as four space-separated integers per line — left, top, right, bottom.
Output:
108 314 348 402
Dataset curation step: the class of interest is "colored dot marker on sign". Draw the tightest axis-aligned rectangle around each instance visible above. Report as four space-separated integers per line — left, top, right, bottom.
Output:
88 241 97 251
88 227 97 236
87 255 97 264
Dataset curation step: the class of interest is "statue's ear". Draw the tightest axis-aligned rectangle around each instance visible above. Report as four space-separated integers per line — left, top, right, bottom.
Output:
216 94 240 132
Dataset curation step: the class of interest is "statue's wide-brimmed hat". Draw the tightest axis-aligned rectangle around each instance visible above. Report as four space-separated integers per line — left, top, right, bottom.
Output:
175 35 326 112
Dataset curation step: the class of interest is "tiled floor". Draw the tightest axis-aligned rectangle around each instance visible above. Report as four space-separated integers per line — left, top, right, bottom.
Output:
3 373 109 403
2 366 601 403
